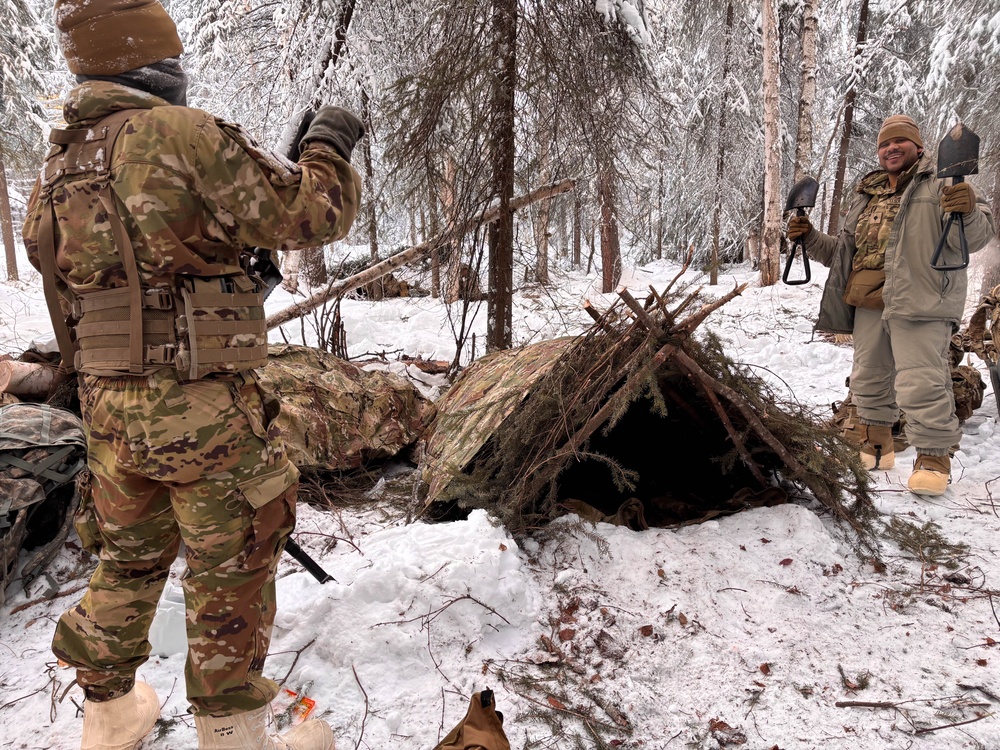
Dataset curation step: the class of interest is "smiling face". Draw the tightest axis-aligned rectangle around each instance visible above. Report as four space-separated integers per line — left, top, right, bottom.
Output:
877 137 921 177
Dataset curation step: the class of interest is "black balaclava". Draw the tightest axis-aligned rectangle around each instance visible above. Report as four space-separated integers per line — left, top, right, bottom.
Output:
77 57 188 107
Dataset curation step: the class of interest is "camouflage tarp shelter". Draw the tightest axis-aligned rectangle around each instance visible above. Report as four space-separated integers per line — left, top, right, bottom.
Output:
419 284 880 557
259 345 436 471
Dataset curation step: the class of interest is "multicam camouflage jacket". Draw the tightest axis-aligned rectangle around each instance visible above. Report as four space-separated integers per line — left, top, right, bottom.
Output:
22 82 362 374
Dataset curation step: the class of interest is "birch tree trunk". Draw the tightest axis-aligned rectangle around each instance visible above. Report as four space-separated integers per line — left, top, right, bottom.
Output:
828 0 869 235
793 0 819 182
760 0 783 286
0 154 18 282
486 0 517 352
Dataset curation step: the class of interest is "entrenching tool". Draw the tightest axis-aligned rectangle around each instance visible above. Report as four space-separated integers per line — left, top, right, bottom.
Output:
285 538 335 584
931 122 979 272
782 176 820 285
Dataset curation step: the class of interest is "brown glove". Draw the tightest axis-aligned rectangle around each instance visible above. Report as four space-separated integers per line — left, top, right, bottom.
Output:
940 182 976 215
786 215 812 241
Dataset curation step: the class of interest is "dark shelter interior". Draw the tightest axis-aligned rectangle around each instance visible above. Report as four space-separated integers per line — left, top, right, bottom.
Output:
554 372 780 527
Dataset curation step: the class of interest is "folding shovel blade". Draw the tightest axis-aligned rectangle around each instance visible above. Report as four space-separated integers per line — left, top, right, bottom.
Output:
785 176 819 212
937 123 979 179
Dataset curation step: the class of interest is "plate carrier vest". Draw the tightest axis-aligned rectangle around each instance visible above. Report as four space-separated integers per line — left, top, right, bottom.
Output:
35 109 269 380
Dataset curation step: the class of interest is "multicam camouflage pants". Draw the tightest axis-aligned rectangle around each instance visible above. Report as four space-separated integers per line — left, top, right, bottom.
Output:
53 369 298 716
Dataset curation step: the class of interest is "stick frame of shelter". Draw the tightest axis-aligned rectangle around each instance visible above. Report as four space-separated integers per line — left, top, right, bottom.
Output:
546 284 747 464
418 279 882 560
266 178 576 331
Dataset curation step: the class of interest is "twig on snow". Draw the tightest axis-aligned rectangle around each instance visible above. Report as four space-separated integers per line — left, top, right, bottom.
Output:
10 583 88 615
913 712 993 735
351 665 368 750
373 594 510 629
277 638 316 687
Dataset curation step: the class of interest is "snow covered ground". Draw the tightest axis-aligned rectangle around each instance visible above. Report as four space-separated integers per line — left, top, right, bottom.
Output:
1 250 999 749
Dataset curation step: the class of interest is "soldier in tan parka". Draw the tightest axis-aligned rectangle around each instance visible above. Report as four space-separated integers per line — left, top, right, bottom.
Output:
787 114 995 496
22 1 363 749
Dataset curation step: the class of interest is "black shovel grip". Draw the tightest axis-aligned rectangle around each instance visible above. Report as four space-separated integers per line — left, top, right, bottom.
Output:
931 176 970 272
285 538 335 584
782 208 811 285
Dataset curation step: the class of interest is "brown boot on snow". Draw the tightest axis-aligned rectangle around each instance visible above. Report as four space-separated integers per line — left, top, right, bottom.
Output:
859 424 895 470
907 453 950 496
195 706 335 750
81 681 160 750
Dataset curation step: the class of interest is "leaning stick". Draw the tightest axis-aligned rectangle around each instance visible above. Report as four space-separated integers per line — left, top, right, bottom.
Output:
266 178 576 331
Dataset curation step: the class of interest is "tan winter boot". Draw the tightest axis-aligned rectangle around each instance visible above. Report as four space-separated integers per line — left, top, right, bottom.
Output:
81 681 160 750
859 424 895 470
195 706 335 750
907 453 950 496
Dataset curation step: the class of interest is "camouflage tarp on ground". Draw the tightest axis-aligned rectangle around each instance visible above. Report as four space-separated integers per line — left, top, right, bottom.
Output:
259 345 436 471
420 338 573 503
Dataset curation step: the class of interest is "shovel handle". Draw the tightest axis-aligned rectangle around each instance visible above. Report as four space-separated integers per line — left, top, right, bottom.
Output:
931 176 970 271
284 538 335 584
782 208 812 285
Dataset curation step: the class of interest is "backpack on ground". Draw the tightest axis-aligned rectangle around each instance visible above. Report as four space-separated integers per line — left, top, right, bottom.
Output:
0 402 86 607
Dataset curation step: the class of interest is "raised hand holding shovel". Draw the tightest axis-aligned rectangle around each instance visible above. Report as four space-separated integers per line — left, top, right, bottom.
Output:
930 122 979 272
782 176 820 285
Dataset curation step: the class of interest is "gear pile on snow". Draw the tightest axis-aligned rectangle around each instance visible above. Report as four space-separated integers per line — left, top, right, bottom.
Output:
0 403 87 606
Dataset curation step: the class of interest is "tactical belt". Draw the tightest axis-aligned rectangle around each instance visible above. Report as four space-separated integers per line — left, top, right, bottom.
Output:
35 110 268 379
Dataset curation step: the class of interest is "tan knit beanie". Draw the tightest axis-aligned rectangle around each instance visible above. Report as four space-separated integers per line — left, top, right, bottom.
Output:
54 0 183 76
876 114 923 149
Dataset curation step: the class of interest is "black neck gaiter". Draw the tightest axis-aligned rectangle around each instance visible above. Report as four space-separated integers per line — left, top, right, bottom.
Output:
78 57 189 107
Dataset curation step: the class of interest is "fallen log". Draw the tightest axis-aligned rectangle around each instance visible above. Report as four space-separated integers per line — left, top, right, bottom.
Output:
0 360 64 399
266 178 576 331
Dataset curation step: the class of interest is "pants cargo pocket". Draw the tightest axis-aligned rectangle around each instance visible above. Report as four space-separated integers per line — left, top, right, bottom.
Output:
238 462 297 572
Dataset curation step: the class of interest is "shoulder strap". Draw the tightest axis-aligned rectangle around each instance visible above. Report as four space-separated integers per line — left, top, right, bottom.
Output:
36 205 76 372
35 110 146 374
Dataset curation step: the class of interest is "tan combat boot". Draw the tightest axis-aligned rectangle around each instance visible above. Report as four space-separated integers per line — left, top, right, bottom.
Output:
859 424 895 470
195 706 335 750
81 681 160 750
907 453 950 496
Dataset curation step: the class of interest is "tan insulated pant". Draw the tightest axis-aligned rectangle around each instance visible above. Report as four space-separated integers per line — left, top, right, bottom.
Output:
850 307 959 454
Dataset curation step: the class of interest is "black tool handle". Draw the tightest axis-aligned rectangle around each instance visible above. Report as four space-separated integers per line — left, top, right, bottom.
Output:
931 176 970 271
782 208 812 285
284 538 335 584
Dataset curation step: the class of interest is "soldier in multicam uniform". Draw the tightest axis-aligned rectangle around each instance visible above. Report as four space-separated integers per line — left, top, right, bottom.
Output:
786 115 995 497
21 1 363 748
